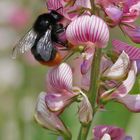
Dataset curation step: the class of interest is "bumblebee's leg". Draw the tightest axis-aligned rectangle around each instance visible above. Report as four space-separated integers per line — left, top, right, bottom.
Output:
55 40 69 48
51 24 68 48
52 23 67 33
55 27 65 33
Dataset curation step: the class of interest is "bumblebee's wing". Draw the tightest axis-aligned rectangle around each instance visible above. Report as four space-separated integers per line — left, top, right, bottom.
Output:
12 29 37 59
37 29 54 61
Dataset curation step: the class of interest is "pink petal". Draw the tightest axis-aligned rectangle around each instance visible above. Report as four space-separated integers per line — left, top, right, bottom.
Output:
81 74 90 91
116 94 140 112
72 0 91 9
47 0 91 21
122 12 139 23
47 63 73 92
69 57 83 88
103 51 130 80
135 59 140 73
66 15 109 48
47 0 63 14
112 61 137 98
105 5 123 24
122 25 140 43
81 47 95 74
45 91 77 112
93 125 126 140
113 39 140 60
61 0 91 10
129 1 140 16
34 92 68 134
47 0 70 20
69 56 90 91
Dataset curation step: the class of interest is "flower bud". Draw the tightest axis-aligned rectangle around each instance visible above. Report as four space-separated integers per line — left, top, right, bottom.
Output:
78 92 93 125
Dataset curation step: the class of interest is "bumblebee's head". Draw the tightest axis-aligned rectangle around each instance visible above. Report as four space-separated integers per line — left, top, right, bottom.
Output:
33 14 52 33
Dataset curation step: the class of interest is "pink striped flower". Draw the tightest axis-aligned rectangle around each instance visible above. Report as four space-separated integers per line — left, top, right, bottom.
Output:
45 63 79 112
35 63 93 129
47 0 91 21
46 63 93 124
93 125 132 140
66 15 109 48
34 63 78 136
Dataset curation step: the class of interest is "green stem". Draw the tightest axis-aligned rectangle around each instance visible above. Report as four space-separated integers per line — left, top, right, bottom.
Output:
63 130 72 140
63 135 72 140
78 124 91 140
90 0 96 14
88 48 102 106
78 47 102 140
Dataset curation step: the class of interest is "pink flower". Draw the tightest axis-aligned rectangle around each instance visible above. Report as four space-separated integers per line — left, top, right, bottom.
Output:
101 55 140 112
96 0 140 25
45 63 93 124
35 63 93 129
99 52 140 112
71 47 140 112
96 0 140 43
93 125 132 140
45 63 79 112
34 92 70 136
47 0 91 21
34 63 77 135
66 15 109 48
102 61 137 98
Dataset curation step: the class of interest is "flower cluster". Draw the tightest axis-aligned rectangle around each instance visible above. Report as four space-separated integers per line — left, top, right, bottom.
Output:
33 0 140 140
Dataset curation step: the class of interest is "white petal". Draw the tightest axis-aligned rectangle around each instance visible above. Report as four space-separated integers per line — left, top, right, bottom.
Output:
103 51 130 80
101 133 111 140
112 61 137 97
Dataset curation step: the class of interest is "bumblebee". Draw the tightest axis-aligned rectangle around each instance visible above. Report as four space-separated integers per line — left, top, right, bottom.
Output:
12 9 68 66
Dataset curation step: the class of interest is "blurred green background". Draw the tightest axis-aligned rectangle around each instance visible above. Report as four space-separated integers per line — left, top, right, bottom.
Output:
1 0 140 140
